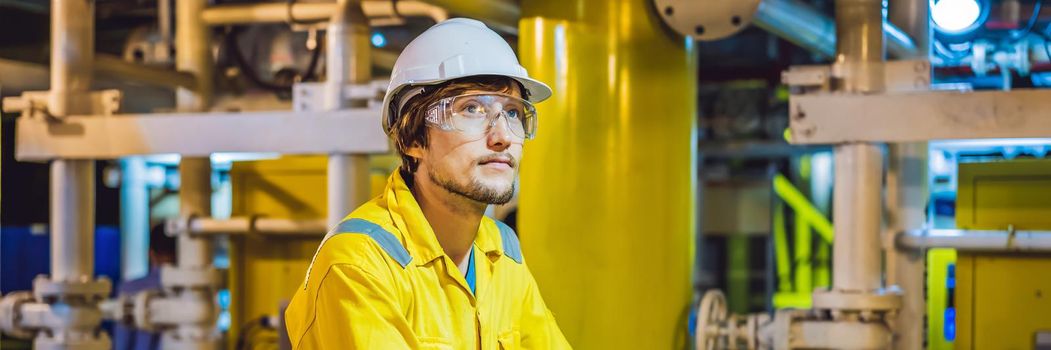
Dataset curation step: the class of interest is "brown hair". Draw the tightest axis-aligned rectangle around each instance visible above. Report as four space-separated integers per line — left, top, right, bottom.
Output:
391 75 527 173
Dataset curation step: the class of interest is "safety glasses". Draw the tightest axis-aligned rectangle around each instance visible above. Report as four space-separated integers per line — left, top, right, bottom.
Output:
424 93 538 140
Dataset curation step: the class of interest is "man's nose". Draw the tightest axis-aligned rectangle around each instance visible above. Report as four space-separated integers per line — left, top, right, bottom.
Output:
486 113 514 148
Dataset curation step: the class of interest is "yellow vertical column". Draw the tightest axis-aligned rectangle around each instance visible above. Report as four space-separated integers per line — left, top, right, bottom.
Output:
518 1 697 348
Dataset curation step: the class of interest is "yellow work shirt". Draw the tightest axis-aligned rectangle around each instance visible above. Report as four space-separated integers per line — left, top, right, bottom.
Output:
285 170 571 349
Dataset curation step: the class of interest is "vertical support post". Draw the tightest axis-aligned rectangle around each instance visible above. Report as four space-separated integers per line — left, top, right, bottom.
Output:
49 0 96 283
178 159 213 269
120 157 150 280
41 0 112 348
157 0 173 62
887 144 928 350
830 0 885 294
172 0 219 347
831 143 883 292
888 1 931 349
51 160 95 282
326 0 372 227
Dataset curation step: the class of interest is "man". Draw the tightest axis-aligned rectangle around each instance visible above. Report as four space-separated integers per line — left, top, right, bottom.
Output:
284 18 570 349
114 224 176 350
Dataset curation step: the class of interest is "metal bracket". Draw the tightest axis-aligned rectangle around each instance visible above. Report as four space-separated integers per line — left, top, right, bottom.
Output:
293 81 385 112
165 216 193 237
2 90 122 119
783 59 930 94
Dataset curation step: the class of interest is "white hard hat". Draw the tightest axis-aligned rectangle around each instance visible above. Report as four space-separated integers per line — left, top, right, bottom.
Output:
381 18 552 135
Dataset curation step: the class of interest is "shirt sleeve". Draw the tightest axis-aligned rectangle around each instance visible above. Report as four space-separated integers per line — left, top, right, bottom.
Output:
290 263 415 349
519 267 572 349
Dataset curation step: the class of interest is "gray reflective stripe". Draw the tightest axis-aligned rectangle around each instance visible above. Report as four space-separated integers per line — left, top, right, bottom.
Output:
494 220 523 264
332 218 413 268
302 218 411 290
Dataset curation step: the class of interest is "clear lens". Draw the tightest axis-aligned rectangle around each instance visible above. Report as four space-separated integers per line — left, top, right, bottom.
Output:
427 93 537 139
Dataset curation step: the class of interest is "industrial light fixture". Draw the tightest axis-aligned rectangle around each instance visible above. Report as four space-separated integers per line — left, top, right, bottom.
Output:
371 32 387 48
932 0 985 34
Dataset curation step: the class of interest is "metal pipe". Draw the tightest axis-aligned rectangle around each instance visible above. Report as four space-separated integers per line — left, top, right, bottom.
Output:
173 0 219 347
326 0 373 227
177 159 213 269
898 229 1051 251
417 0 518 33
831 144 883 292
176 0 213 110
830 0 886 294
886 2 930 347
886 143 928 350
201 2 335 24
176 0 215 269
49 0 95 282
119 157 150 280
186 217 328 236
94 54 196 90
51 160 95 281
48 0 94 118
328 155 371 226
41 0 110 347
753 0 836 58
753 0 917 59
887 0 930 58
834 0 885 93
200 1 449 27
158 0 172 57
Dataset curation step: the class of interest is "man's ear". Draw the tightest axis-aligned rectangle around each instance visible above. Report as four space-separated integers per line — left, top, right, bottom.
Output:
405 144 425 159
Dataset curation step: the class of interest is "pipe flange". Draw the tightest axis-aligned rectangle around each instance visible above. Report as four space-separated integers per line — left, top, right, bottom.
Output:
653 0 760 41
34 331 111 350
161 333 221 350
811 288 902 312
133 290 160 331
105 294 134 324
0 291 37 339
33 276 112 301
166 216 193 237
159 266 222 290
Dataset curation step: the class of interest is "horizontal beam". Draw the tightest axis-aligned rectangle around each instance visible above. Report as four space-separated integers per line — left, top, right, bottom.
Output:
896 229 1051 252
16 108 389 160
789 89 1051 144
181 217 328 236
94 54 196 91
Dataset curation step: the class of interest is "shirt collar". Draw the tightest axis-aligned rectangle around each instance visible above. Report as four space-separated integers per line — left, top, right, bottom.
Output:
384 170 505 266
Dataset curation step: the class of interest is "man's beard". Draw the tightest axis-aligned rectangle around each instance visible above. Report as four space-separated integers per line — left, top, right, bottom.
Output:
429 167 515 205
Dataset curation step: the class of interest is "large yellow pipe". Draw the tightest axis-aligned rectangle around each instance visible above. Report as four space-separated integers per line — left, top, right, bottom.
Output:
517 1 697 348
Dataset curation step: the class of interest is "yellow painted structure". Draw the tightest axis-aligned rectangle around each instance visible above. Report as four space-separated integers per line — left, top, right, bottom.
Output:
226 155 392 349
951 159 1051 349
957 159 1051 230
955 253 1051 349
517 1 697 348
925 248 955 350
